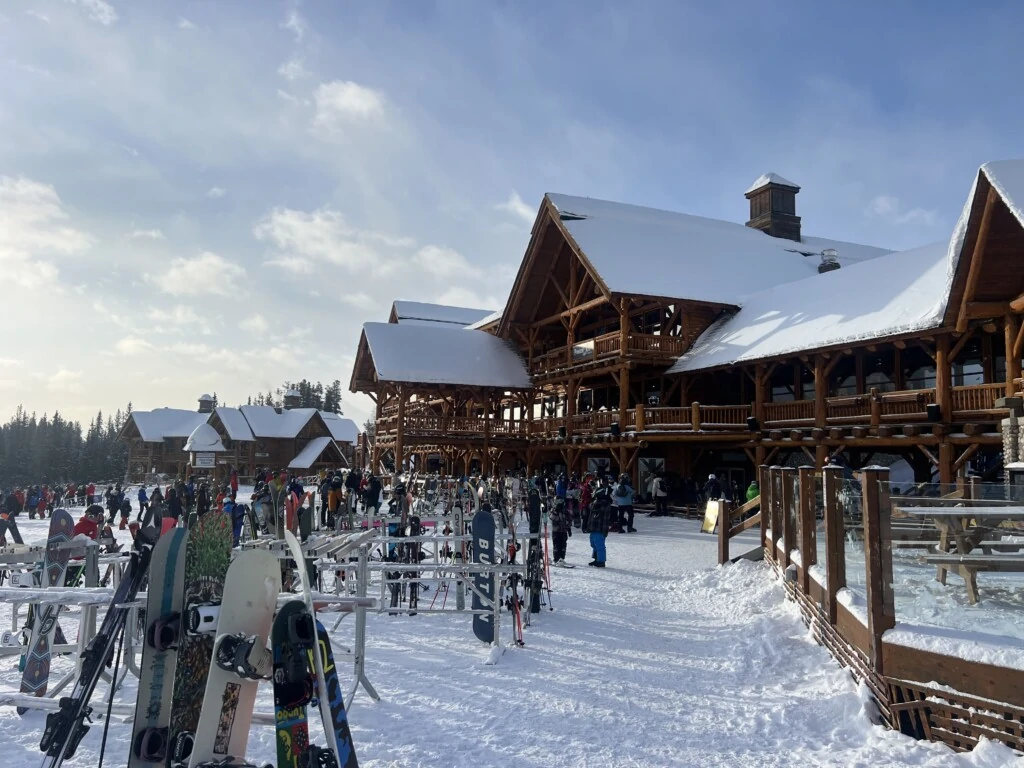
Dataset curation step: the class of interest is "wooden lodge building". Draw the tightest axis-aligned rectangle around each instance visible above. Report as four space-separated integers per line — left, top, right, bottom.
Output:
350 162 1024 494
118 391 360 481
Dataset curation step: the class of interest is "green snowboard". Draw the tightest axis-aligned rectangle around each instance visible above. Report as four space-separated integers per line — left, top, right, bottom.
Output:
166 513 232 767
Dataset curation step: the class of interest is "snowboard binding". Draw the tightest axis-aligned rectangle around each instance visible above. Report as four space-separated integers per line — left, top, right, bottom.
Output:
301 744 340 768
132 725 169 761
146 612 181 651
185 602 220 635
215 633 273 679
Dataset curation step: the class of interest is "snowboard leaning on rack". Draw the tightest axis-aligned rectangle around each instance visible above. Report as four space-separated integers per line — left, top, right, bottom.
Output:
39 526 157 768
167 512 233 767
187 547 280 768
129 527 189 766
471 500 496 644
273 600 315 768
18 508 75 713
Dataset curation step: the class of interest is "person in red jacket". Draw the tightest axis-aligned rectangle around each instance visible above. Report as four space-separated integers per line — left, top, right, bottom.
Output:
229 468 239 495
73 505 104 541
86 482 96 504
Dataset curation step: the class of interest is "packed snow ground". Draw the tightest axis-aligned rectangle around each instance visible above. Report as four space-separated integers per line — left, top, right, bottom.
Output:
0 510 1019 767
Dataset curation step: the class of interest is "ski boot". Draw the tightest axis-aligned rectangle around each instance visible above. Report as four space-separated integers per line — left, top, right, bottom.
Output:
215 632 273 679
146 612 181 651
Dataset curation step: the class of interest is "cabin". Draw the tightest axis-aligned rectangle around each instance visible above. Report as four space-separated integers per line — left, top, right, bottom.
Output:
119 391 360 481
351 161 1024 495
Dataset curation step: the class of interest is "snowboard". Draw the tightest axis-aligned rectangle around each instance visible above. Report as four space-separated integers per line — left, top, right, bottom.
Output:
527 490 543 614
314 619 359 768
18 509 75 713
273 600 314 768
129 527 189 766
471 506 496 644
187 548 280 768
166 513 232 767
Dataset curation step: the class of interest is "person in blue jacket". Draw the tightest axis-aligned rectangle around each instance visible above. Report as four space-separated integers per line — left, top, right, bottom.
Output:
612 474 636 533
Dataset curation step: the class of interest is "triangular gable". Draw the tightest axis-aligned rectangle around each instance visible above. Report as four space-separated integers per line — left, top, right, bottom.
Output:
288 436 345 469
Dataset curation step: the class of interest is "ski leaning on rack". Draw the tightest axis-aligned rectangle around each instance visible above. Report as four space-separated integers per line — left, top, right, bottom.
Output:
526 487 543 614
470 489 496 644
286 530 359 768
167 513 233 767
273 600 315 768
187 548 280 768
39 526 157 768
18 508 75 713
129 527 189 766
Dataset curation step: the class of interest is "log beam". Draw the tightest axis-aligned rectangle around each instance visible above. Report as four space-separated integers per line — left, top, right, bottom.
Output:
956 187 997 333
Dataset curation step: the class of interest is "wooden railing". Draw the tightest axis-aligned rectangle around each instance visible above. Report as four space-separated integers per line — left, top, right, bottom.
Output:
951 383 1005 417
764 400 814 426
627 333 687 355
699 404 751 428
529 331 686 375
643 407 691 427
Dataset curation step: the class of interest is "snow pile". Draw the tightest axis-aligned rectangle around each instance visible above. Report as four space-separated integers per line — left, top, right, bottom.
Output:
0 515 1016 766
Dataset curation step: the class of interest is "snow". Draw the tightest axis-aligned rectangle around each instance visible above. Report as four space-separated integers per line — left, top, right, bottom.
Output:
746 172 800 193
885 624 1024 671
981 160 1024 230
129 408 209 442
288 436 335 469
239 405 318 439
361 322 532 389
669 241 949 373
545 192 893 305
182 422 225 452
214 406 255 442
390 301 494 328
321 412 359 444
465 309 502 330
0 513 1015 767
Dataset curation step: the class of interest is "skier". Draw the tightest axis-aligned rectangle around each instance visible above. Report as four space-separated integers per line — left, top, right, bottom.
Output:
704 473 722 502
229 467 239 495
73 505 104 541
327 471 344 529
580 474 594 532
105 485 118 524
363 472 382 520
118 495 132 530
613 473 637 533
137 486 149 519
588 477 611 567
196 482 211 518
85 481 96 504
550 496 572 564
166 487 183 523
651 472 669 517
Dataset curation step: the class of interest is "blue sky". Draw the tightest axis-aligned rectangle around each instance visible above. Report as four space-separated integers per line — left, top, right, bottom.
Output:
1 0 1022 428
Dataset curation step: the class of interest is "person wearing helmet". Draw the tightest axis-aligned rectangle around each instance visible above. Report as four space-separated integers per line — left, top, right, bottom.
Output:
704 473 722 502
613 473 636 533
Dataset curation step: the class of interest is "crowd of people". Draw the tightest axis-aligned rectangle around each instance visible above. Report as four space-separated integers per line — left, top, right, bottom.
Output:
0 482 101 520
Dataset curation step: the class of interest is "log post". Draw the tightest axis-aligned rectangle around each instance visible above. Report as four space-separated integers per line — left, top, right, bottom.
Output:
936 334 952 422
869 387 881 428
938 440 953 486
822 464 845 625
1006 314 1022 397
798 465 817 594
691 401 701 431
814 357 826 428
718 496 730 566
780 467 797 568
619 366 630 426
566 378 577 438
770 466 783 562
394 386 406 474
755 364 766 427
862 466 895 674
635 403 646 432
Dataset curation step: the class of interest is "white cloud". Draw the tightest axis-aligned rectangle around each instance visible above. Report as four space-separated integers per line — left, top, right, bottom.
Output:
147 251 245 296
866 195 939 227
278 57 308 81
66 0 118 25
255 206 399 272
239 313 269 334
177 17 196 29
207 186 227 199
342 292 377 311
46 368 84 393
126 228 165 240
265 255 314 274
436 286 502 311
413 245 480 279
266 345 296 365
26 10 50 22
0 358 22 368
281 8 306 41
147 305 204 327
313 81 385 131
115 336 154 356
0 175 92 287
495 191 535 225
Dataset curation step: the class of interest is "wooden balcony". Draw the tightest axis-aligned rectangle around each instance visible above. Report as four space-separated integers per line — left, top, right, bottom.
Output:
530 332 687 377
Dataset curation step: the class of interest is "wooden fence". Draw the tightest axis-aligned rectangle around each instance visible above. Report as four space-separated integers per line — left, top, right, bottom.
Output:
717 465 1024 755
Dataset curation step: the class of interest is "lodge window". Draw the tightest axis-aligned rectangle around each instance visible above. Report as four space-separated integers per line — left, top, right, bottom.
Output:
829 358 857 397
952 339 984 387
864 351 896 393
902 347 936 390
770 364 796 402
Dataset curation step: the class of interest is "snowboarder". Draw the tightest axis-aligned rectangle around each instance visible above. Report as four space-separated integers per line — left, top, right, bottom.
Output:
613 474 636 533
550 497 572 564
588 479 611 567
138 486 149 519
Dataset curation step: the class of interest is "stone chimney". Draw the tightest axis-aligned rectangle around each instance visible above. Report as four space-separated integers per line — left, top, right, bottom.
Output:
817 248 841 274
745 173 801 242
283 388 302 410
198 393 215 414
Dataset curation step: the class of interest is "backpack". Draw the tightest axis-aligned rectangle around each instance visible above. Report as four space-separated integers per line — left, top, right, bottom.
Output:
614 484 628 499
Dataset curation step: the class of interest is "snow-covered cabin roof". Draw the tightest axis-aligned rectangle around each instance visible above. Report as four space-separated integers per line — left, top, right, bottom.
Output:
321 412 359 443
668 241 950 373
745 173 799 194
239 406 318 439
131 409 210 442
288 436 336 469
980 160 1024 230
214 407 254 441
466 310 502 330
390 301 495 329
183 423 226 452
362 322 532 388
545 193 893 305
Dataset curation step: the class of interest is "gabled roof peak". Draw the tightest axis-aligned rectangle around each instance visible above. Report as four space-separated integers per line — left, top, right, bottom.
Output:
745 173 800 194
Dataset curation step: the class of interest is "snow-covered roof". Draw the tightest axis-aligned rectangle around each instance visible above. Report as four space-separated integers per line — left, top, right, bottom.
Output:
284 388 301 398
214 407 254 441
183 423 226 452
132 409 210 442
545 193 893 305
981 160 1024 230
198 393 214 402
391 301 494 328
288 437 335 469
321 412 359 443
668 241 950 373
466 310 502 330
239 405 318 439
362 322 532 388
745 173 799 194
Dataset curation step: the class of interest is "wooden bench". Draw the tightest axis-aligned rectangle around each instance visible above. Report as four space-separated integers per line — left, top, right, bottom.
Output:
920 554 1024 604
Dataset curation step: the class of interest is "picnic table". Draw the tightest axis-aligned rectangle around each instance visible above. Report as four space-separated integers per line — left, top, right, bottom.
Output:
899 505 1024 604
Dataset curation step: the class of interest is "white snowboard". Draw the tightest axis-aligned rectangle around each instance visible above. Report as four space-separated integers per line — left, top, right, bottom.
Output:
188 549 280 768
